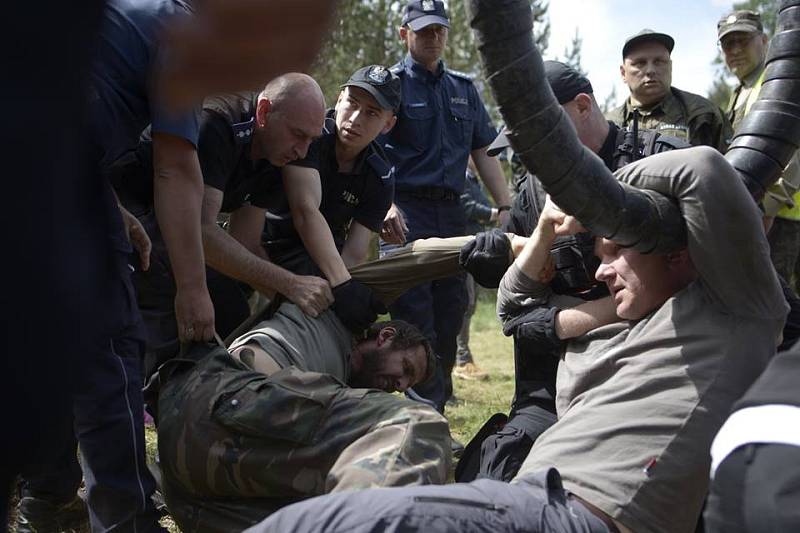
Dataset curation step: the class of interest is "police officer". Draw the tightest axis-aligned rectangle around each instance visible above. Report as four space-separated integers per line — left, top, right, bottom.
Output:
382 0 512 411
718 10 800 290
113 73 334 376
607 29 732 153
457 61 689 483
264 65 402 333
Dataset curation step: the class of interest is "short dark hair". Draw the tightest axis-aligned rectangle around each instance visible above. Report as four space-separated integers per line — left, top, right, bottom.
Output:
366 320 436 384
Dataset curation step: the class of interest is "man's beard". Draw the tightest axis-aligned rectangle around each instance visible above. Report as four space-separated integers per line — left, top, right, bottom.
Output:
348 346 389 390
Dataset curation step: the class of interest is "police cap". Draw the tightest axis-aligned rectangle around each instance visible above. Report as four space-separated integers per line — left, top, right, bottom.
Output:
342 65 402 113
402 0 450 31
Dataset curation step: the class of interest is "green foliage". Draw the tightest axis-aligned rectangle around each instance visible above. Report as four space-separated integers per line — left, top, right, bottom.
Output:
311 0 550 121
560 28 586 76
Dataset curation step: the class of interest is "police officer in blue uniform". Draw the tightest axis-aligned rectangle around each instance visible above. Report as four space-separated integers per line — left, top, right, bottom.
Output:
264 65 401 333
381 0 512 411
114 75 333 379
16 1 214 531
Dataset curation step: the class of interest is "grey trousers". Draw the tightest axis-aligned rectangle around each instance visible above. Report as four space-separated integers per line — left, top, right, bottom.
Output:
244 468 609 533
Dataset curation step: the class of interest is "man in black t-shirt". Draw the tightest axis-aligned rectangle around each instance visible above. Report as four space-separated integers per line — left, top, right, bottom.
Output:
263 65 401 333
113 73 333 375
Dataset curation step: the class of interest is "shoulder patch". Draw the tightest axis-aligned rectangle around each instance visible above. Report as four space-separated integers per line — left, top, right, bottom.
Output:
447 69 474 81
231 118 255 144
366 152 394 185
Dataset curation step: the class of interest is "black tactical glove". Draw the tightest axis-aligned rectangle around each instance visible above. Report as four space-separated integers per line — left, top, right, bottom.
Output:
459 228 513 288
501 306 562 351
331 279 387 334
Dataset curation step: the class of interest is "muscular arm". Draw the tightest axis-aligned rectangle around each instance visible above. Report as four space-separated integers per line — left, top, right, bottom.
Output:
554 297 618 339
471 148 512 225
152 132 215 341
201 186 334 316
283 164 351 286
227 205 269 260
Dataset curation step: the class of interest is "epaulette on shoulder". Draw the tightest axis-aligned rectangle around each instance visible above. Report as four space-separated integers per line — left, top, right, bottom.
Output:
447 68 474 82
231 118 255 144
366 149 394 186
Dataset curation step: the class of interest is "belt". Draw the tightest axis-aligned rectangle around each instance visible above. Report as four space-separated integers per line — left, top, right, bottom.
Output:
396 186 460 201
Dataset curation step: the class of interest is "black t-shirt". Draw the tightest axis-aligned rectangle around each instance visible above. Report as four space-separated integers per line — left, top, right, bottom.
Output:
112 92 280 214
264 112 395 257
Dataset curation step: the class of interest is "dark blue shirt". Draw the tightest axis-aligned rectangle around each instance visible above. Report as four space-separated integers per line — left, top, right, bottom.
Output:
384 55 497 194
88 0 200 174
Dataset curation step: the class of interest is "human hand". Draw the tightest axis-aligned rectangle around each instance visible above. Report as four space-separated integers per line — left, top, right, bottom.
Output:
174 286 215 342
284 274 334 317
331 279 387 334
539 196 586 237
158 0 338 109
118 205 151 271
380 203 408 244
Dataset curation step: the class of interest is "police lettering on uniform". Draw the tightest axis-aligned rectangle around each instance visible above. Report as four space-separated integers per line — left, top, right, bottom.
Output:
112 75 338 380
381 0 511 412
264 65 403 334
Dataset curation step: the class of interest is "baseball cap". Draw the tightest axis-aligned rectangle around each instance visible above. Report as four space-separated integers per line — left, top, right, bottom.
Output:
622 29 675 58
341 65 402 113
718 10 763 40
402 0 450 31
487 61 593 156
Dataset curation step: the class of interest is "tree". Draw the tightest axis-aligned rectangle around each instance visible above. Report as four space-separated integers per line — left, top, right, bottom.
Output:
311 0 550 117
560 28 585 76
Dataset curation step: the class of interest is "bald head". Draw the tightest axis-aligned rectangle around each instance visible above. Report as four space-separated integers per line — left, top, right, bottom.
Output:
253 73 326 166
260 72 326 115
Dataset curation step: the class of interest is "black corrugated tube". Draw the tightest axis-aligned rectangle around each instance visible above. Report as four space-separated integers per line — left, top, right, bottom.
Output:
467 0 800 253
726 0 800 199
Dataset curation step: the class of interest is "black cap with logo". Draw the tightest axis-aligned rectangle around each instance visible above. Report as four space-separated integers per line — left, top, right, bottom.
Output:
718 10 763 40
622 29 675 58
402 0 450 31
341 65 402 113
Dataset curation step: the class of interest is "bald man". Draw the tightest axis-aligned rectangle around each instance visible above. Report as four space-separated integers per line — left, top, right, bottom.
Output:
113 73 334 377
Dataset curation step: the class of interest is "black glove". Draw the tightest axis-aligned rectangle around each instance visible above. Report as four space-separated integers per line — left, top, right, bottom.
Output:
331 279 387 334
459 228 513 288
501 306 562 351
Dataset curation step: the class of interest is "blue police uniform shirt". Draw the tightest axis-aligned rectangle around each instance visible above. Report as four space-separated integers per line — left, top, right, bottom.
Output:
88 0 200 175
384 54 497 194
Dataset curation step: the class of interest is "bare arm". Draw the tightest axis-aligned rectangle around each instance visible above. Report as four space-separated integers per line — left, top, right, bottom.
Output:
554 297 618 339
283 165 351 286
471 149 512 226
201 186 334 316
340 221 373 267
227 205 269 260
152 132 215 341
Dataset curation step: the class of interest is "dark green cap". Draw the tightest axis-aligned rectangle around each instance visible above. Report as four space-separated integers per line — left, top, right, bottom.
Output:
622 29 675 58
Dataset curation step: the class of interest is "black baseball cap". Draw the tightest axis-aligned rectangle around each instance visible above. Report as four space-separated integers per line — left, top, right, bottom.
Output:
341 65 402 113
718 10 763 40
487 61 593 156
402 0 450 31
622 29 675 58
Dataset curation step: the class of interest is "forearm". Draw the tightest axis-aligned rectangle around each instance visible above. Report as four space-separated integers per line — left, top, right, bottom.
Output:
514 224 555 280
554 296 618 339
293 209 351 286
202 222 296 295
153 156 207 292
472 151 511 207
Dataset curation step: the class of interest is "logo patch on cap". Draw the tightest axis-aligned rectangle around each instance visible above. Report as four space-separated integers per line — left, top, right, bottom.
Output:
368 66 389 84
727 15 738 24
422 0 435 12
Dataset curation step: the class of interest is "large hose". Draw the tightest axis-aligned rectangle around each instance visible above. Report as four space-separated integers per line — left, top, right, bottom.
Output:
726 0 800 199
467 0 800 253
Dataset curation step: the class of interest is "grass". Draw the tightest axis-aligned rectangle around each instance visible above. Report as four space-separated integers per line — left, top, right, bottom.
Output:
144 291 515 532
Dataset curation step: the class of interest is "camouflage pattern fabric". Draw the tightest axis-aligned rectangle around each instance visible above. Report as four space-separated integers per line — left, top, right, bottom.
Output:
157 347 451 533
